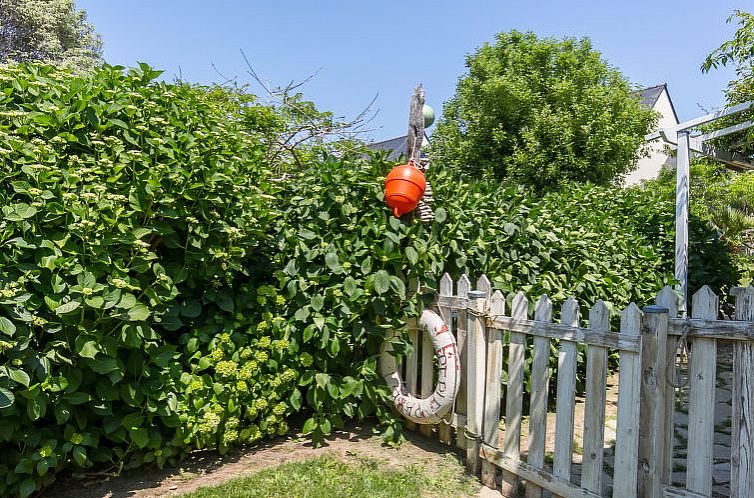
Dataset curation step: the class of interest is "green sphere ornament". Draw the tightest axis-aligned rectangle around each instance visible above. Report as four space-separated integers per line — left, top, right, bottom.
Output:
423 104 435 128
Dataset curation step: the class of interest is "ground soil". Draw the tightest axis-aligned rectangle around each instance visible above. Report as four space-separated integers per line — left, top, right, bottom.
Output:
42 423 479 498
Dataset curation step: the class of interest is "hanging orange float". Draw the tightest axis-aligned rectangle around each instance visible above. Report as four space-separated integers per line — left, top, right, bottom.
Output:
384 161 426 218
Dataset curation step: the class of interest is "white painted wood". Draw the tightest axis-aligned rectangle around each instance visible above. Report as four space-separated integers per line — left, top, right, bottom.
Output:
457 274 472 298
732 286 754 498
662 485 710 498
667 318 754 339
440 273 453 297
481 290 505 489
525 295 552 498
502 292 528 497
613 303 642 498
656 285 679 486
455 274 471 451
638 304 670 498
581 300 609 494
553 297 579 498
487 316 640 352
420 325 433 438
686 286 718 496
481 444 603 498
436 295 468 309
405 328 419 431
676 130 690 316
437 274 454 444
466 287 487 475
477 274 492 299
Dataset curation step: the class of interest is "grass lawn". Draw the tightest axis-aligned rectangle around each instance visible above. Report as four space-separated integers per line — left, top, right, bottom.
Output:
179 454 479 498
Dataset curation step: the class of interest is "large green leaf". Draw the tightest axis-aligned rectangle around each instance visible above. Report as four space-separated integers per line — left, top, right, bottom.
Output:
127 303 150 321
0 317 15 336
372 270 390 295
6 367 30 387
0 387 14 408
55 300 81 315
325 253 342 273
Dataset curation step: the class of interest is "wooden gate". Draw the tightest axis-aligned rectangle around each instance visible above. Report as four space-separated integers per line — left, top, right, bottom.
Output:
387 273 754 497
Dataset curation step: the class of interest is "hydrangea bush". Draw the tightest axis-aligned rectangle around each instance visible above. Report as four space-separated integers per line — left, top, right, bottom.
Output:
0 62 738 497
0 63 293 496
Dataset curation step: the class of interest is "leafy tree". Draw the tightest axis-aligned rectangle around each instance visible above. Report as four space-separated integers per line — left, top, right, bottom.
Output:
0 0 102 71
702 10 754 158
430 30 656 190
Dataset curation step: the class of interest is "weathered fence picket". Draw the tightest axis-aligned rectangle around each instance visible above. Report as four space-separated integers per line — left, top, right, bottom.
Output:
466 285 487 475
732 287 754 498
525 295 552 498
481 290 504 488
404 328 419 432
502 292 527 496
552 297 579 498
437 273 454 445
455 274 471 451
612 303 642 497
382 274 754 498
582 301 610 494
638 303 669 498
686 286 718 496
420 326 433 438
656 285 678 489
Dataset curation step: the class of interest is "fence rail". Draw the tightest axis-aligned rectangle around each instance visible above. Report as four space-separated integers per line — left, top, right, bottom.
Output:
385 274 754 497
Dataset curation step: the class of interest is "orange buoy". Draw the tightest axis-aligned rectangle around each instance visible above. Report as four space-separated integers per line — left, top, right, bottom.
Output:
384 162 426 218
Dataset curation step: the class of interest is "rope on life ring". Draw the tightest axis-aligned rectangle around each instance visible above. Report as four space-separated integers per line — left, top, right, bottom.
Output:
379 310 460 425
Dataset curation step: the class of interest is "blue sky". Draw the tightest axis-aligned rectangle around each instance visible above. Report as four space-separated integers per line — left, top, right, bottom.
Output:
77 1 747 142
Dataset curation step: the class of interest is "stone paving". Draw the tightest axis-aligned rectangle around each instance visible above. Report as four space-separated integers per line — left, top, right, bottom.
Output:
667 343 734 498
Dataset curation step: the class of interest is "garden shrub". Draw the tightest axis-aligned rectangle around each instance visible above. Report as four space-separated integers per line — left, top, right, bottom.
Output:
267 156 737 437
0 61 739 497
0 62 291 496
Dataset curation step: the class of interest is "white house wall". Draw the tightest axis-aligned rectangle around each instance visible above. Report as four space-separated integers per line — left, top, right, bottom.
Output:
623 90 678 186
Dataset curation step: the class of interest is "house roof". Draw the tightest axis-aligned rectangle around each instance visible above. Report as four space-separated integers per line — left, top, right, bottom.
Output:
365 134 429 161
639 84 666 108
638 83 680 124
366 135 409 161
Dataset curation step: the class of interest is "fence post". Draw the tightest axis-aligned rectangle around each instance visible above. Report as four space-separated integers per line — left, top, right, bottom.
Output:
731 286 754 498
552 297 580 498
655 285 678 487
525 295 552 498
613 303 643 497
437 273 454 444
638 304 669 498
581 301 610 494
456 274 471 451
481 290 505 488
686 286 718 496
466 288 487 475
502 292 528 497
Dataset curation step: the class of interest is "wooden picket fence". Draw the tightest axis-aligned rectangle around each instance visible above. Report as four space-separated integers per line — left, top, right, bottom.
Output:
387 273 754 498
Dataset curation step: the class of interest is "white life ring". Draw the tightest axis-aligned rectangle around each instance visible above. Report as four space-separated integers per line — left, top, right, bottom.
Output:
379 310 460 425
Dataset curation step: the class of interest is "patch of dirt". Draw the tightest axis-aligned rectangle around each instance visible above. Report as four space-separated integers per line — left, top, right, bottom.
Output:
43 423 477 498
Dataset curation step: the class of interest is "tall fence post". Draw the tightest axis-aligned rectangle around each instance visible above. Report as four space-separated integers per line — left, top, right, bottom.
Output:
455 274 471 451
525 295 552 498
502 292 528 497
481 290 505 488
686 286 718 495
437 273 454 444
731 286 754 498
466 288 487 475
655 285 678 486
638 304 669 498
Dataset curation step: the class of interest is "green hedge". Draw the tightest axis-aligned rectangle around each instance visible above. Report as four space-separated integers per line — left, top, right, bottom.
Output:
0 63 738 496
0 63 295 496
